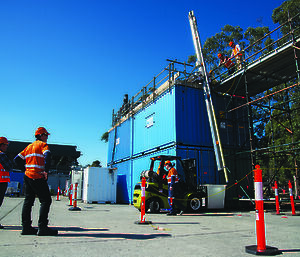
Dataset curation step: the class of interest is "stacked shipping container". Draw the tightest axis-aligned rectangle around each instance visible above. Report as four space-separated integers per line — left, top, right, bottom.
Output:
108 83 251 204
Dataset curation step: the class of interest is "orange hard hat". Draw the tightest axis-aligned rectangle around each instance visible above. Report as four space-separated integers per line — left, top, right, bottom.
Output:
165 160 172 166
229 41 234 47
0 137 9 145
217 53 222 58
35 127 50 136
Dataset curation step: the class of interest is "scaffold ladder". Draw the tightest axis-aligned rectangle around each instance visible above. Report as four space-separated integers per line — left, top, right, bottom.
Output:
188 10 228 183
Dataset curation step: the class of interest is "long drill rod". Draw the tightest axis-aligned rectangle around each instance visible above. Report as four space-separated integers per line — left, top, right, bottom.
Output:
188 10 228 183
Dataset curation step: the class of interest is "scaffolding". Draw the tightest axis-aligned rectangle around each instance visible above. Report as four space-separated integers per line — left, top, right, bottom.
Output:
111 13 300 197
211 13 300 197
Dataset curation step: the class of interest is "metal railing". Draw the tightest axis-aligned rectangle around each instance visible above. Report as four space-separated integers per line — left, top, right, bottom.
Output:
212 12 300 82
112 60 195 126
111 13 300 126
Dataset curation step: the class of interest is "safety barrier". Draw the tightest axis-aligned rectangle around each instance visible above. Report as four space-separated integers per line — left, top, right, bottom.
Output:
56 186 61 201
245 165 281 255
68 184 73 206
69 183 81 211
288 180 296 216
274 181 280 215
135 177 151 225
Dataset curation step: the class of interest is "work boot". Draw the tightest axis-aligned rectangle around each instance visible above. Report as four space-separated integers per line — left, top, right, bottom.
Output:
166 212 177 216
21 226 38 235
37 226 58 236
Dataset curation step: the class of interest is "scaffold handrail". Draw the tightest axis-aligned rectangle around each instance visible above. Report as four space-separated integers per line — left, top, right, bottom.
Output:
211 12 300 84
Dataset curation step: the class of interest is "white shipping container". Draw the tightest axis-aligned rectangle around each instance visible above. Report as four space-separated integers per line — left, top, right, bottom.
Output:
82 167 117 203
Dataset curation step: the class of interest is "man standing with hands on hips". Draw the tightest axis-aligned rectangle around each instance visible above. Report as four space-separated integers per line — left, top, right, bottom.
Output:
14 127 58 236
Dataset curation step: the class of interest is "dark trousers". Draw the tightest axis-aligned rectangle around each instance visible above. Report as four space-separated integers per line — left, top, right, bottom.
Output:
168 183 177 213
0 182 8 207
22 175 52 228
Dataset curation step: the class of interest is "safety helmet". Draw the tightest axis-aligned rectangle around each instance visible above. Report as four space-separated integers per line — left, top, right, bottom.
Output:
35 127 50 136
165 160 172 166
0 137 9 145
229 41 234 47
217 53 222 58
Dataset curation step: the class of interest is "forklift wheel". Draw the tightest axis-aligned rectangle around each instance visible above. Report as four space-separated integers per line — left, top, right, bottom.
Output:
148 199 161 213
187 195 201 212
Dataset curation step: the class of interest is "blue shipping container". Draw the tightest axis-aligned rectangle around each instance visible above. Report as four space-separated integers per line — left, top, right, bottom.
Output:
108 118 132 162
108 83 251 203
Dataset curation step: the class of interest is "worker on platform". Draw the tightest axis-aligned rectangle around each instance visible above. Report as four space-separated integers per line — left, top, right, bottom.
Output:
0 137 13 229
218 53 235 75
14 127 58 236
229 41 243 69
165 160 179 215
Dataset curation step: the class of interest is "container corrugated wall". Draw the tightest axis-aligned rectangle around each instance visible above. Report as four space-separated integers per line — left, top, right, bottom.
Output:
108 85 250 164
108 83 251 203
133 88 176 155
82 167 117 203
108 118 132 162
175 86 212 147
116 160 131 203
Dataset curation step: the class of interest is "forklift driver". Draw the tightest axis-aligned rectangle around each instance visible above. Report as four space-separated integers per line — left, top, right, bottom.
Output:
156 162 167 181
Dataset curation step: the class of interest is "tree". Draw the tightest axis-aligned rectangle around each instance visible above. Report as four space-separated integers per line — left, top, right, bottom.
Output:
101 131 109 143
272 0 300 38
243 26 274 61
188 25 244 74
90 160 102 167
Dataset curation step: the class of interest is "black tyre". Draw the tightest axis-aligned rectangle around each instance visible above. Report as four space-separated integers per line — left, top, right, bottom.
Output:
149 199 161 213
187 195 201 212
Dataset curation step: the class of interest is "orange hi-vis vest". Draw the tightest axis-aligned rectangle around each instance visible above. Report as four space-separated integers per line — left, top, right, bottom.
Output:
18 141 50 179
232 44 242 57
167 168 179 184
0 153 10 182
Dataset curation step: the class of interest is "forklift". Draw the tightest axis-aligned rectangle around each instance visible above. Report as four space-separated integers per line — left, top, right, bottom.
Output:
133 155 207 213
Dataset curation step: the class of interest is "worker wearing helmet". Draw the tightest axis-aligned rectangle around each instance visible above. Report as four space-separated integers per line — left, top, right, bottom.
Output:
229 41 243 69
0 137 13 229
165 160 179 215
14 127 58 236
217 53 235 75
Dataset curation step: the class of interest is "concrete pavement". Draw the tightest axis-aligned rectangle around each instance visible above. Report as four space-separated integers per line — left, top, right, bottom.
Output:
0 196 299 257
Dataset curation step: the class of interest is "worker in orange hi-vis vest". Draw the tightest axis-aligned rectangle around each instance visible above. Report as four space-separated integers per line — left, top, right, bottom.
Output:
14 127 58 236
229 41 243 69
165 160 180 216
0 137 13 229
218 53 235 75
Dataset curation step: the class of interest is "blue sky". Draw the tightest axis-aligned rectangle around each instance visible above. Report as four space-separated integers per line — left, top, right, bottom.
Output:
0 0 284 166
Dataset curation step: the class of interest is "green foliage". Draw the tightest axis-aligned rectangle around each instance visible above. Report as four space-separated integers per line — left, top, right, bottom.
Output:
253 82 300 185
243 26 274 59
272 0 300 37
90 160 102 167
187 0 298 75
101 131 109 143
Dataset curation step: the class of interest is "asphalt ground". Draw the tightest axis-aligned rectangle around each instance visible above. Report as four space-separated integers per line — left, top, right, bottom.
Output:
0 196 299 257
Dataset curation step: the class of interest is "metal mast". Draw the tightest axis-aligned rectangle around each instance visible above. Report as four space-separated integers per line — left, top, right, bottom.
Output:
188 10 228 183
